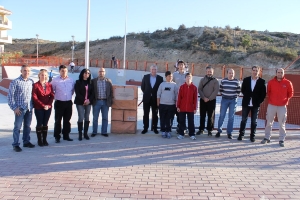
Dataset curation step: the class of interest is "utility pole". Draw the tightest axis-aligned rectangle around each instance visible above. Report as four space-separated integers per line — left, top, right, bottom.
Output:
36 34 39 66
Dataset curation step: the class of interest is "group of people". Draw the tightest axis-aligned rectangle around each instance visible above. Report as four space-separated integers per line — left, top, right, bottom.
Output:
141 62 294 147
7 62 294 152
8 64 113 152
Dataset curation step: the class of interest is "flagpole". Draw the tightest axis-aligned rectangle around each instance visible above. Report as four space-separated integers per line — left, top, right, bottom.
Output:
85 0 90 69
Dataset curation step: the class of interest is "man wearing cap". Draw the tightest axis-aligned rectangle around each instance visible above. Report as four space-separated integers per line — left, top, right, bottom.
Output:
261 68 293 147
172 60 187 133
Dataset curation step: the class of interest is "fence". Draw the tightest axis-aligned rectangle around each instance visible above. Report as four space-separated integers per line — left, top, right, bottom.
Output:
3 56 300 80
162 95 300 131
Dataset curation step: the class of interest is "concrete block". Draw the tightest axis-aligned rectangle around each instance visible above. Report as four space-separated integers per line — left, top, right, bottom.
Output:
111 109 123 121
111 121 136 134
112 99 137 110
124 110 137 121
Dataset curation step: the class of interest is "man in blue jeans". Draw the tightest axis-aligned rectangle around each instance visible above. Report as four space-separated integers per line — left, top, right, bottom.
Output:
8 64 35 152
215 69 241 139
91 68 113 137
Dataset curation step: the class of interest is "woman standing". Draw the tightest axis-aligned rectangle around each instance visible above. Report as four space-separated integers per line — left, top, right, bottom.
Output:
74 69 94 140
32 69 54 146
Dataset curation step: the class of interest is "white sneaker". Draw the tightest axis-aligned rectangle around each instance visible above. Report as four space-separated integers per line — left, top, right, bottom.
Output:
190 136 196 140
177 135 184 140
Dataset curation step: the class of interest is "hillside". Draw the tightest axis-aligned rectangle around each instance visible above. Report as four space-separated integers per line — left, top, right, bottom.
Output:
4 25 300 69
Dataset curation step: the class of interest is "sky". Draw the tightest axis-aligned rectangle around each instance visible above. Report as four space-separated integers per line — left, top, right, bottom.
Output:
1 0 300 42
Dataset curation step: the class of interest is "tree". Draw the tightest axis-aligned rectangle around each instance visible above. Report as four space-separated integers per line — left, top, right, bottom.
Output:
241 35 252 50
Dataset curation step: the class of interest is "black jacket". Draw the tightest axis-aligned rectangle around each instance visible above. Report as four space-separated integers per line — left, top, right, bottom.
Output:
74 80 94 105
241 76 266 107
141 74 163 104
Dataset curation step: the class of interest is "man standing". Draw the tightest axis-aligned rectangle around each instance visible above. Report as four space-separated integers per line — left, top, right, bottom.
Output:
141 65 163 134
91 67 113 137
8 65 35 152
197 66 219 136
52 65 75 143
261 68 293 147
238 66 266 142
215 69 241 139
173 60 187 133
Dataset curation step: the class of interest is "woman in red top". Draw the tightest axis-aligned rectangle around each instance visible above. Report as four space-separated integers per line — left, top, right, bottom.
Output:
32 69 54 146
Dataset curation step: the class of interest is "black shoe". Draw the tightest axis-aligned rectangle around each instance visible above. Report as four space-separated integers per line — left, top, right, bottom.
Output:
208 131 213 136
13 146 22 152
55 138 60 143
153 129 159 134
91 133 97 137
63 137 73 141
237 136 244 141
141 129 148 134
196 130 204 135
101 134 109 137
227 134 233 139
215 132 221 138
23 142 35 148
250 137 255 142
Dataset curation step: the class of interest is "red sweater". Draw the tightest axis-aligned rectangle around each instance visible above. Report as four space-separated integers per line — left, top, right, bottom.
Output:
32 82 55 109
177 82 198 112
267 76 294 106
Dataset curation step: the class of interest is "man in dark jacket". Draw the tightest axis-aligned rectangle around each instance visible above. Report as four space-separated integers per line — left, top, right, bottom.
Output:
141 65 163 134
238 66 266 142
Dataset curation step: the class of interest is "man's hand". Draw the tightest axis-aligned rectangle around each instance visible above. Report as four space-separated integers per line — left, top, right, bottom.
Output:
177 108 180 112
194 110 197 114
44 105 49 110
14 108 21 116
204 97 209 102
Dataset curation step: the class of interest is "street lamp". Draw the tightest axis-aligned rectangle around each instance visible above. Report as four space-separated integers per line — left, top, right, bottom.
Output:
36 34 39 66
71 35 75 61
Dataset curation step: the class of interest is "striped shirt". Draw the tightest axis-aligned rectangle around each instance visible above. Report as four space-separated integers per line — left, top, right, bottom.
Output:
97 78 106 99
219 78 241 99
51 76 75 101
7 75 34 111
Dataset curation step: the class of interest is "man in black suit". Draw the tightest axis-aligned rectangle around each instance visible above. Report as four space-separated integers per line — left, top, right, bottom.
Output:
238 66 266 142
141 65 163 134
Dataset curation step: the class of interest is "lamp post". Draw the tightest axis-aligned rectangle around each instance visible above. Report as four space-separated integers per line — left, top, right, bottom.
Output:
36 34 39 66
85 0 90 69
71 35 75 61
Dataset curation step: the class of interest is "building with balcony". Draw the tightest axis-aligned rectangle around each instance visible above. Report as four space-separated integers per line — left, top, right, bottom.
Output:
0 6 12 53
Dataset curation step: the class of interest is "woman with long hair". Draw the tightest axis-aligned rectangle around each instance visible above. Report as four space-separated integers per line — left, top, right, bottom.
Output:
32 69 54 146
74 69 94 140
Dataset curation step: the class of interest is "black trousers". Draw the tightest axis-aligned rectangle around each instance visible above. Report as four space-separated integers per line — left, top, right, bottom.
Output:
239 106 260 138
143 97 158 130
54 100 73 139
159 104 176 132
178 112 195 136
199 99 216 132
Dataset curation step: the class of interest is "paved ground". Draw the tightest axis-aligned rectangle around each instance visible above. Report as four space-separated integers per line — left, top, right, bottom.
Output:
1 68 300 199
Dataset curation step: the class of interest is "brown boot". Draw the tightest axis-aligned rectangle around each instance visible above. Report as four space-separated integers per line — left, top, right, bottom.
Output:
36 127 43 147
42 126 49 146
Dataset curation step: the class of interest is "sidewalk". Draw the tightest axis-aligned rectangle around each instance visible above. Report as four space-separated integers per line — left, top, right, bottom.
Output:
0 92 300 199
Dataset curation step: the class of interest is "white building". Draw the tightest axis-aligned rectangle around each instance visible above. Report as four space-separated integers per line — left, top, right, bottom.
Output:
0 6 12 53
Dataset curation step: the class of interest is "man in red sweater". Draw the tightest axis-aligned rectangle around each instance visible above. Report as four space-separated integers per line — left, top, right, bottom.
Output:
261 68 294 147
176 73 198 140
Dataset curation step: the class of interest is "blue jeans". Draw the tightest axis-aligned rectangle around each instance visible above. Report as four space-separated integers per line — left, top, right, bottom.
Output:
239 106 260 138
12 108 32 147
217 98 237 135
76 104 91 122
34 108 52 127
92 100 109 134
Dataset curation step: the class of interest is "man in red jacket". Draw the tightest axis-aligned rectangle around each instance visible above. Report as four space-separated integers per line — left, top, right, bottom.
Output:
176 73 198 140
261 68 294 147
